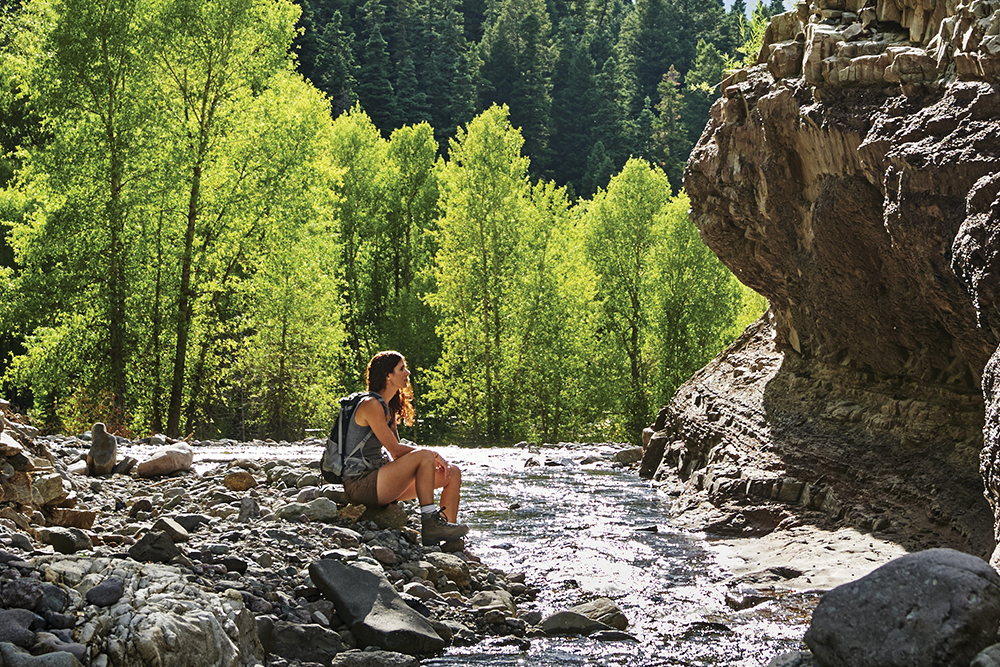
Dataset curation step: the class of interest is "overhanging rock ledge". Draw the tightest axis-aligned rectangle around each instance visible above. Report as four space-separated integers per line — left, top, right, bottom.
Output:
644 0 1000 560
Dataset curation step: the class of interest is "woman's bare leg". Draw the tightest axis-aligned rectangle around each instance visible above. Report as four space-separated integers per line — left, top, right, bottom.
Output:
383 460 463 523
438 464 461 523
376 449 436 506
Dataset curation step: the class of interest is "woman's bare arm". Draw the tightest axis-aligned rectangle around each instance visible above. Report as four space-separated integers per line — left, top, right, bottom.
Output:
354 397 449 474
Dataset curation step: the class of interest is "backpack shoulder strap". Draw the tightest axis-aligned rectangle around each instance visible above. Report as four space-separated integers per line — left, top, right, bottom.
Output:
343 392 391 459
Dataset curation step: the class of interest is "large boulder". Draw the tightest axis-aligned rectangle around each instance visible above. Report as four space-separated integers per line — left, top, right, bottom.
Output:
953 174 1000 553
569 597 628 631
127 531 181 563
135 443 194 477
43 528 92 555
540 610 610 635
803 548 1000 667
330 650 419 667
0 644 84 666
46 559 264 667
309 559 446 655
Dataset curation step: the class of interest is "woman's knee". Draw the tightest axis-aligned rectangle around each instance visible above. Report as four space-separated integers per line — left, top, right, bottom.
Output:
447 463 461 485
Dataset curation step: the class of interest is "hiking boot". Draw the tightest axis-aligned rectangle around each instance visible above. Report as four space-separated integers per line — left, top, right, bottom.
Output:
421 509 469 546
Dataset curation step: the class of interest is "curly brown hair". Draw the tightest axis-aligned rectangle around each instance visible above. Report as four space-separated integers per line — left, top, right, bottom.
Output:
365 350 415 427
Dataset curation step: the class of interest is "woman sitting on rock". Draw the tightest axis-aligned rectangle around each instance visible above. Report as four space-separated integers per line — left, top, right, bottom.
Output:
342 350 468 547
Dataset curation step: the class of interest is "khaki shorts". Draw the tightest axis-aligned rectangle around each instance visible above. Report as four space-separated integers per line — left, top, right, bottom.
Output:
343 468 382 508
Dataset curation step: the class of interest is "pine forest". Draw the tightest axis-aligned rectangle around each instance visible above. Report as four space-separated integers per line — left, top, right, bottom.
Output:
0 0 780 445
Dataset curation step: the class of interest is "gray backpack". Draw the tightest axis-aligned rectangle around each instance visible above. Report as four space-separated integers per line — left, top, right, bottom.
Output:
320 391 388 484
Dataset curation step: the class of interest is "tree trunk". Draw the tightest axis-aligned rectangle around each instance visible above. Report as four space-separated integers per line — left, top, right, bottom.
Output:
166 163 200 437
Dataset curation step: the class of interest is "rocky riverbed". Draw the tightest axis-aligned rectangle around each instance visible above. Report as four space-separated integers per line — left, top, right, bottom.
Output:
0 405 640 667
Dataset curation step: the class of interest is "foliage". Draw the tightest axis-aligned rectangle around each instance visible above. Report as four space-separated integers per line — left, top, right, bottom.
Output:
582 158 673 441
0 0 770 446
648 191 749 408
727 0 772 70
1 0 349 439
426 105 533 441
293 0 742 195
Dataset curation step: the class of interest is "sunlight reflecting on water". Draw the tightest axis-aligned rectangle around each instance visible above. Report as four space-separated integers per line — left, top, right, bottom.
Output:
126 440 814 666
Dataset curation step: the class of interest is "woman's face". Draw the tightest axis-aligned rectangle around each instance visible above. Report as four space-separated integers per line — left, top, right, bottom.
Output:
388 358 410 391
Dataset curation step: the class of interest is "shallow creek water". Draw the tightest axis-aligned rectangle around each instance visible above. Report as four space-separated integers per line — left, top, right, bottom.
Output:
155 441 818 666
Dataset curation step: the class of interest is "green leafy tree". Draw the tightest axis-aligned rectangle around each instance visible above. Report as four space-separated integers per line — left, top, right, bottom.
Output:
583 158 672 441
232 84 345 440
5 0 346 438
4 0 156 429
376 122 441 377
323 112 440 390
506 180 601 441
648 191 749 406
326 105 390 377
426 105 531 440
149 0 305 437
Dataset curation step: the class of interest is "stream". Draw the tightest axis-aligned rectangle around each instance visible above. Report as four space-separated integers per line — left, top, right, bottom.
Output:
422 443 815 667
167 440 818 666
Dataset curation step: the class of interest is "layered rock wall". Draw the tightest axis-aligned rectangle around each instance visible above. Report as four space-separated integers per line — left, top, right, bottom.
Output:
644 0 1000 556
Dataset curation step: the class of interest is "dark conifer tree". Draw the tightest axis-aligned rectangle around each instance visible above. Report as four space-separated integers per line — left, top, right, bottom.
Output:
682 38 724 148
509 3 554 174
315 11 359 116
671 0 726 66
416 0 475 147
458 0 487 40
614 0 678 120
477 0 555 176
294 0 358 115
633 95 657 161
582 140 615 195
551 17 595 188
357 0 399 133
394 54 429 126
722 0 747 53
651 68 689 192
586 57 626 190
587 0 626 40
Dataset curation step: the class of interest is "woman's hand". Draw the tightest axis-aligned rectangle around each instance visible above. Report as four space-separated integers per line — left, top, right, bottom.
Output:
435 452 451 479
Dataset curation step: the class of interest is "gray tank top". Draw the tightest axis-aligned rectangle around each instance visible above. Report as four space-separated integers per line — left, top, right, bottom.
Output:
342 393 391 478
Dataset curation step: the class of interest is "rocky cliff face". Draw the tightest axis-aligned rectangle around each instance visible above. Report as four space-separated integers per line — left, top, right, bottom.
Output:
643 0 1000 558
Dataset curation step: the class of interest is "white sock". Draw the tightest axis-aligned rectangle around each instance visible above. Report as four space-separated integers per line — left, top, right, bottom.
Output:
420 504 437 515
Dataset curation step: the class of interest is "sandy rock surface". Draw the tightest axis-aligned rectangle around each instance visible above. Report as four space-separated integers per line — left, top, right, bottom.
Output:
708 524 909 591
